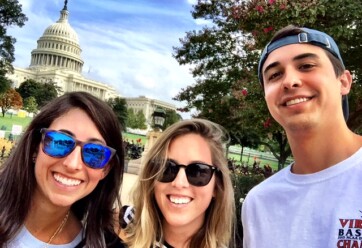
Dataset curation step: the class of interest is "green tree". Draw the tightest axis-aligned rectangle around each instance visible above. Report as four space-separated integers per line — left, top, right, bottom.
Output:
135 110 147 129
229 129 260 163
173 0 362 169
163 109 182 129
23 96 38 114
126 108 147 129
0 0 28 90
16 79 40 98
16 79 59 107
0 88 22 117
107 97 128 131
36 81 60 107
126 108 136 128
0 75 12 94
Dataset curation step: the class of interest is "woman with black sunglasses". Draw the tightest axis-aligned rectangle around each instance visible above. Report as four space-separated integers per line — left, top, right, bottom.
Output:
123 119 235 248
0 92 126 247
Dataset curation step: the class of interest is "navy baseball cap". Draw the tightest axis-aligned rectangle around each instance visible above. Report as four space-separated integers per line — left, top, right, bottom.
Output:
258 27 349 121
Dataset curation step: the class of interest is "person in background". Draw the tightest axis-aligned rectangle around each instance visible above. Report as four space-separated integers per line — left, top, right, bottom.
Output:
0 92 126 247
242 25 362 247
124 119 235 248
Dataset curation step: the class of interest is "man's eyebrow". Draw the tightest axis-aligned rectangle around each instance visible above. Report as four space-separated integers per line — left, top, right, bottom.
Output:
263 53 320 76
293 52 319 61
263 61 280 76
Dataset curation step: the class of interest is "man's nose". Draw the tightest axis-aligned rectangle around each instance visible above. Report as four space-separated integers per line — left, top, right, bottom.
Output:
282 69 302 90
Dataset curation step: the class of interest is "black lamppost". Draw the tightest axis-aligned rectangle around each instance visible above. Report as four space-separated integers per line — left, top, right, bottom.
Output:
152 107 166 131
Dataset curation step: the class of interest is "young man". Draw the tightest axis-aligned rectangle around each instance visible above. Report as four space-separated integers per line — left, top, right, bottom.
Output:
242 25 362 248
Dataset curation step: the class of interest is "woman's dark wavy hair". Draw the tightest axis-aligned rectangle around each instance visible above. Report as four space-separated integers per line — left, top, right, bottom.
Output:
0 91 124 247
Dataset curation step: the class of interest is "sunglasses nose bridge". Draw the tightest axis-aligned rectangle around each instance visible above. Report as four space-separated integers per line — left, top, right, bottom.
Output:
171 164 190 188
62 145 83 170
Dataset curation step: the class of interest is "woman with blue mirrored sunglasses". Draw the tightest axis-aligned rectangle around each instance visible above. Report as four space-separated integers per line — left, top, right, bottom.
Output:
0 92 126 247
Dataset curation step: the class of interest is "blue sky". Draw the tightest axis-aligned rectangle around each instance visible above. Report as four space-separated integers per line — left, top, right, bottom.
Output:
8 0 206 117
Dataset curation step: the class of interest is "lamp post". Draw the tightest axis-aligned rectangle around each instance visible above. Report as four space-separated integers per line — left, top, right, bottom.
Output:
152 107 166 131
145 107 166 152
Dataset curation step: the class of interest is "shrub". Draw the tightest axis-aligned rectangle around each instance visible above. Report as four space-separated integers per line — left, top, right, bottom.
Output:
230 161 275 247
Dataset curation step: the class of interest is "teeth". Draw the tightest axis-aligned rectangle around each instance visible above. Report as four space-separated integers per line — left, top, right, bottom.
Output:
54 173 81 186
286 97 309 106
169 196 191 204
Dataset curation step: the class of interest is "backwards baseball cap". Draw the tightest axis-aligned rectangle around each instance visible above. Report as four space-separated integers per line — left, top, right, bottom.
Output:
258 27 349 121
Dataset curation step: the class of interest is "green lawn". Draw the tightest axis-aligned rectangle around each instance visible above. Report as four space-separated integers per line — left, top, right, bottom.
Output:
228 153 279 171
122 132 147 145
0 114 33 136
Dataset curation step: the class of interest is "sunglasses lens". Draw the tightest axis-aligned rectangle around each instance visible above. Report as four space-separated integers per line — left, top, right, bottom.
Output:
159 160 179 183
43 131 75 157
186 163 214 186
82 143 113 169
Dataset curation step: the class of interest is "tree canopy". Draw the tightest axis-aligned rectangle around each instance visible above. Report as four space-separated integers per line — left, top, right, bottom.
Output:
0 88 22 117
107 97 128 131
126 108 147 130
23 96 38 114
163 109 182 129
173 0 362 169
0 0 27 83
16 79 59 108
0 74 12 94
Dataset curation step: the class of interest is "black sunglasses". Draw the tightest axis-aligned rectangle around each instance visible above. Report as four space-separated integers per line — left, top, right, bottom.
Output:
40 128 116 169
158 159 219 187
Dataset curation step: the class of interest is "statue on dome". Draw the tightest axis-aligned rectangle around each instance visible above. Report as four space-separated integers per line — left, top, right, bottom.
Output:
63 0 68 10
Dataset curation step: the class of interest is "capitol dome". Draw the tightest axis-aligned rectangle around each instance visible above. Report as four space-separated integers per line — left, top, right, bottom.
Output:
29 3 84 73
43 13 79 43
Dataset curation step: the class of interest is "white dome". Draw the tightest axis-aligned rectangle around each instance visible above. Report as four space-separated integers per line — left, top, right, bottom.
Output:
29 7 84 73
43 22 79 43
42 9 79 44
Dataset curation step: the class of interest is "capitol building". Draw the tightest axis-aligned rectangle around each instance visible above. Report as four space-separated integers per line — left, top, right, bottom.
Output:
6 1 176 123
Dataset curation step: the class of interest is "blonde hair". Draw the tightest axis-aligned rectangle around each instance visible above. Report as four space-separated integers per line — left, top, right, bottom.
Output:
126 118 235 248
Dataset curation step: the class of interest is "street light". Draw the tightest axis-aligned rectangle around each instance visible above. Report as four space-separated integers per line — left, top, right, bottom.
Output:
152 107 166 131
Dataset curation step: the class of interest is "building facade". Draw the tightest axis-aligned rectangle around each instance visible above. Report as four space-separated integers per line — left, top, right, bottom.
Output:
125 96 176 129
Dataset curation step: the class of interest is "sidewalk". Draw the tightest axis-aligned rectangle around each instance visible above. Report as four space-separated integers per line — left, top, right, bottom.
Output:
121 172 139 205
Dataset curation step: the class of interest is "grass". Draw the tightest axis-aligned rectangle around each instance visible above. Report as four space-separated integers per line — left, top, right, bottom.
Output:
122 132 147 145
0 113 33 132
228 153 279 171
0 114 33 143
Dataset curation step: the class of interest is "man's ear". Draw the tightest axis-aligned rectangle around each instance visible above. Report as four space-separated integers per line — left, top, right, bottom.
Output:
340 70 353 96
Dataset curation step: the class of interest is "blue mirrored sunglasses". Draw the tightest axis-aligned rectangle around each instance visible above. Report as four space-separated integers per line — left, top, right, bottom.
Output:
40 128 116 169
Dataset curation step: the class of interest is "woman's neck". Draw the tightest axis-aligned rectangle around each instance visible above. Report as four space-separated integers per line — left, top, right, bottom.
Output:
162 224 199 248
25 202 81 244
